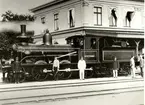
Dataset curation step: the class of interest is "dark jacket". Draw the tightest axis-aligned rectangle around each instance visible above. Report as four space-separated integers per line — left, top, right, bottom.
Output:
113 60 118 70
12 61 20 72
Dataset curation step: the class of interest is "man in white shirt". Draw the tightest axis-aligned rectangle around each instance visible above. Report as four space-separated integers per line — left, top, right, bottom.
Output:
78 57 86 80
53 57 59 80
130 56 136 78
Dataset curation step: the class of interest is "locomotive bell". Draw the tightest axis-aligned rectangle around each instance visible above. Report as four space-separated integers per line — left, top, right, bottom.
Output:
43 29 52 45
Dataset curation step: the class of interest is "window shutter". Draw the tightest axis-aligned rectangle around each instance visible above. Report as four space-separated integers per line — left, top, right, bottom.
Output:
67 10 70 26
72 8 75 26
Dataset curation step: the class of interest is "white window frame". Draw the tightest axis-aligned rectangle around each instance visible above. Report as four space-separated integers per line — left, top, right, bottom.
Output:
93 6 102 26
54 13 59 31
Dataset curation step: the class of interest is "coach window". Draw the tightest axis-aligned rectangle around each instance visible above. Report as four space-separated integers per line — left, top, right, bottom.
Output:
126 11 134 27
109 8 117 26
91 38 97 49
41 17 45 24
68 8 75 28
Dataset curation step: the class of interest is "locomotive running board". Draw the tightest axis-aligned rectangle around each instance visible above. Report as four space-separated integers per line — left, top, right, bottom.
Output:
42 68 93 73
59 68 93 72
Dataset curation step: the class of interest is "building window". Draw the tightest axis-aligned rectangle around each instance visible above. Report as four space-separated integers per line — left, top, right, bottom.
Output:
54 13 59 31
126 11 134 27
41 17 45 24
109 8 117 26
94 7 102 25
68 8 75 28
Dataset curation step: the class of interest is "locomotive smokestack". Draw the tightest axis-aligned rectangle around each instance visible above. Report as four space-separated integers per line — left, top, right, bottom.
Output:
21 24 26 36
43 29 52 45
17 24 31 45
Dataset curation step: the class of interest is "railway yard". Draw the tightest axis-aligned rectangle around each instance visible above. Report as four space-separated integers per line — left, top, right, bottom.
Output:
0 76 144 105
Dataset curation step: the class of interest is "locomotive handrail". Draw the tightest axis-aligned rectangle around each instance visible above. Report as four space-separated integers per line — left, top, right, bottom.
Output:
57 51 77 59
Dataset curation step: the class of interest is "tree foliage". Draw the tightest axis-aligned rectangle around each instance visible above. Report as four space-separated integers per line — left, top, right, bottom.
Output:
0 30 19 51
1 10 35 22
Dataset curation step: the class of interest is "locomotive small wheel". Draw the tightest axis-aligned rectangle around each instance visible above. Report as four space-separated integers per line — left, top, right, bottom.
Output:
32 60 48 81
93 66 101 77
85 69 94 78
19 67 26 83
122 64 130 75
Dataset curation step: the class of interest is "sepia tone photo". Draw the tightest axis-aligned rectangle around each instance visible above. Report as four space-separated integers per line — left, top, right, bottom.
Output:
0 0 144 105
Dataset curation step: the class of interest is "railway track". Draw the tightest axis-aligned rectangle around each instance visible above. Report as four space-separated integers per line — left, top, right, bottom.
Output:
0 77 144 105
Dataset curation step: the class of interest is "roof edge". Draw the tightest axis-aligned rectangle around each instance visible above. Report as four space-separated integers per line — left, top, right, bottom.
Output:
30 0 68 12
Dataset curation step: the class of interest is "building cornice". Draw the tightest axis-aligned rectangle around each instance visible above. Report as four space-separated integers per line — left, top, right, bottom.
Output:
33 26 144 39
30 0 143 12
30 0 69 12
51 26 144 35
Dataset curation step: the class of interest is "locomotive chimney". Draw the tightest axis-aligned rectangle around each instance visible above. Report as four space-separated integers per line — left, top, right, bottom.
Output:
21 24 26 36
17 24 31 45
43 29 52 45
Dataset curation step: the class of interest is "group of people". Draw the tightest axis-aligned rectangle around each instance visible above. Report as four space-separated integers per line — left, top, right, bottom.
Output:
130 54 144 78
1 57 21 83
112 54 144 78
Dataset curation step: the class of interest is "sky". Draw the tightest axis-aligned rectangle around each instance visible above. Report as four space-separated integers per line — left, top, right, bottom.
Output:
0 0 52 20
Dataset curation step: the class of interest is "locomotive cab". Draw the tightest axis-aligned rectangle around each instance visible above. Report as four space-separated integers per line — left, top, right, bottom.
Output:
66 35 100 69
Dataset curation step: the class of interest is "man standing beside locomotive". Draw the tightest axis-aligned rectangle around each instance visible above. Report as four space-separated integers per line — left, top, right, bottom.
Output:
78 57 86 80
12 57 20 83
53 57 60 80
130 56 136 78
112 56 119 78
139 54 144 77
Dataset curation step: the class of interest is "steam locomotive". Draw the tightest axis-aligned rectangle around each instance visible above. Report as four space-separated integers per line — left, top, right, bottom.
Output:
3 24 142 82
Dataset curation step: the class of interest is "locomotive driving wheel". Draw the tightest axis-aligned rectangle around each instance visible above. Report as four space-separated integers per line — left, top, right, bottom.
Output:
19 67 26 83
32 60 49 81
58 60 72 80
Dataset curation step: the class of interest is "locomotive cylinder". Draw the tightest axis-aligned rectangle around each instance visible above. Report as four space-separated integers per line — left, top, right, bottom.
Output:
43 29 52 45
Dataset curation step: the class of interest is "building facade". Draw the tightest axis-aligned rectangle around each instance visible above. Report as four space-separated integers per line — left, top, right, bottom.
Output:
30 0 144 53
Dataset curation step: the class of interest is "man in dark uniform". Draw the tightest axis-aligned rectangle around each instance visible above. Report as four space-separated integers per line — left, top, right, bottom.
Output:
13 57 20 83
139 54 144 77
113 56 119 78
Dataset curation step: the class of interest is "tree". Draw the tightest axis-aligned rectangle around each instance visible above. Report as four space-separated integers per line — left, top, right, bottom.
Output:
1 10 35 22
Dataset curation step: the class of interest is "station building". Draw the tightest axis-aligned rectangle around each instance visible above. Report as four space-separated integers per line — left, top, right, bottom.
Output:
30 0 144 56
